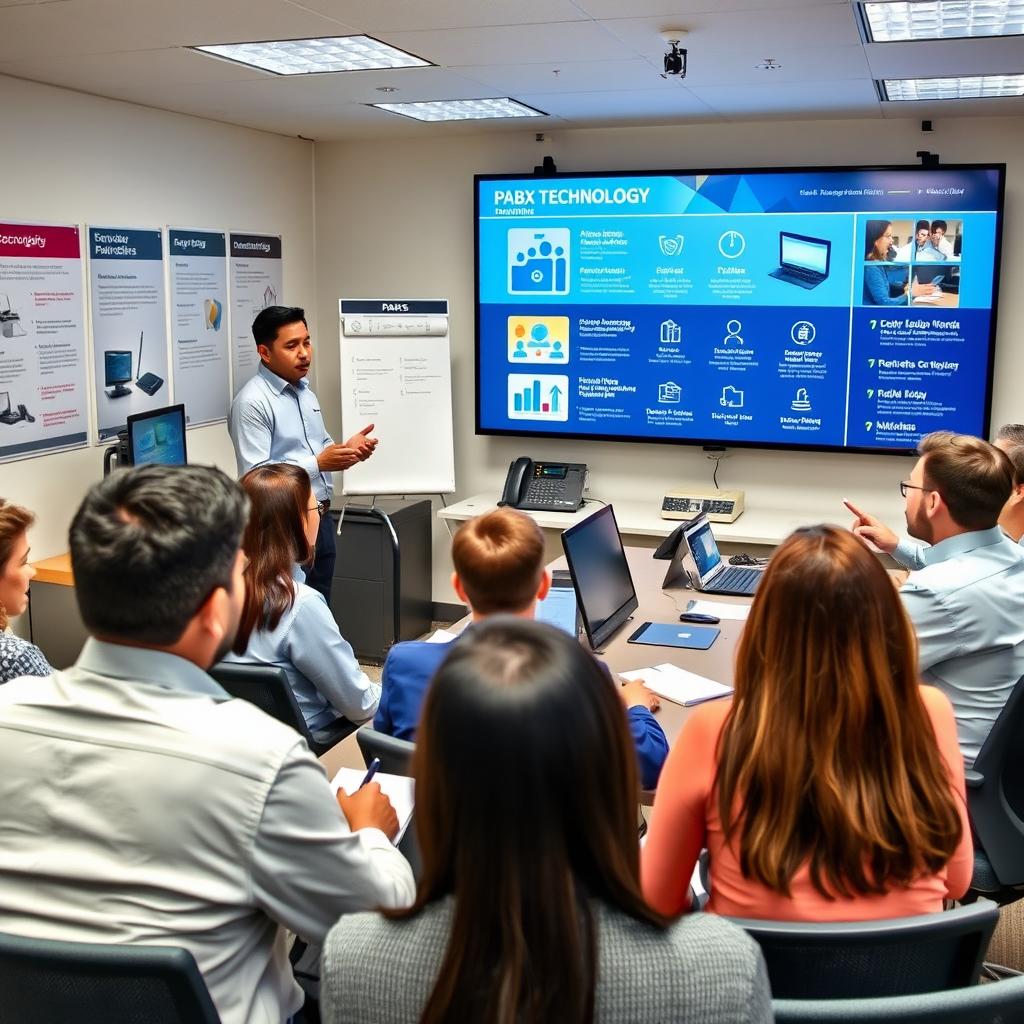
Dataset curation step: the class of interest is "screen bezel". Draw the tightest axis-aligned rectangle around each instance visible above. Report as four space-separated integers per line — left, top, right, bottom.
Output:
779 230 831 276
474 162 1005 457
104 350 133 386
126 403 188 467
681 514 724 587
561 503 639 651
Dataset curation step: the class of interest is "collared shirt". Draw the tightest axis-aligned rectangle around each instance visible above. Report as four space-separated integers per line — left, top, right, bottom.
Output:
229 362 334 500
893 527 1024 764
225 565 380 732
0 639 415 1024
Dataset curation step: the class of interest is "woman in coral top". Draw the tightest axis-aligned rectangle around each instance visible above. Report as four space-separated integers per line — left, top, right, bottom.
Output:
642 525 972 921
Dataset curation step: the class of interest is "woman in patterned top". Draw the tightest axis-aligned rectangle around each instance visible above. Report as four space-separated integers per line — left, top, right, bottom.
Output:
0 498 52 684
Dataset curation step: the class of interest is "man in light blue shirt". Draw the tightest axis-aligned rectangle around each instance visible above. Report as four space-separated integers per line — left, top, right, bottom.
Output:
995 423 1024 546
848 431 1024 764
229 305 378 603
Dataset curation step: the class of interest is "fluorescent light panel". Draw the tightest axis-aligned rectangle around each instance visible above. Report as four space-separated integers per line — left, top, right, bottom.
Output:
863 1 1024 42
372 98 545 121
882 73 1024 99
192 36 430 75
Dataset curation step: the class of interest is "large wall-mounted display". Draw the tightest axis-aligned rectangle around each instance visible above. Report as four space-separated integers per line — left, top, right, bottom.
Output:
475 165 1004 454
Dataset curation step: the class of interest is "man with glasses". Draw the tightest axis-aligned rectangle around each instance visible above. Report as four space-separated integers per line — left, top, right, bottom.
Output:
0 466 414 1024
994 423 1024 544
229 305 378 603
847 431 1024 764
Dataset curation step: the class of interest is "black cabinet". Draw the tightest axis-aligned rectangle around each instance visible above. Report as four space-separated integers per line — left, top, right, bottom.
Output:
328 498 433 664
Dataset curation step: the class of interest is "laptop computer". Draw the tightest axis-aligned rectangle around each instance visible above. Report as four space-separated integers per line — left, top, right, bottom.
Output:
678 514 763 596
768 231 831 290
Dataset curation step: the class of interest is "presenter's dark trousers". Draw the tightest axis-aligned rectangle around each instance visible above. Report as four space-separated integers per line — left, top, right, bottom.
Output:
305 509 336 605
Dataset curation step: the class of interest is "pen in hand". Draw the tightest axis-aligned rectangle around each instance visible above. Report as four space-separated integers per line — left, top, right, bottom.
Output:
359 757 381 789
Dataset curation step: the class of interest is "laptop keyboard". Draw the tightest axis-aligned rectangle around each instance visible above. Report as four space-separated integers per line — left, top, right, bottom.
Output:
713 566 761 592
783 264 823 281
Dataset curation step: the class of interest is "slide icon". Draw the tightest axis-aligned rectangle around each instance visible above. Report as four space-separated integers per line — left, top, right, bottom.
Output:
508 374 569 421
507 316 569 363
508 229 570 295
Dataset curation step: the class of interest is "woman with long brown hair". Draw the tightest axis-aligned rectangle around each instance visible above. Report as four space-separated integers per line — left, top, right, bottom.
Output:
322 619 771 1024
643 524 971 920
0 498 51 684
224 463 379 735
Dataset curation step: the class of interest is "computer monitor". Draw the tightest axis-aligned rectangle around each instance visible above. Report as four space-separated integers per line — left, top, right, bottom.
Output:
779 231 830 276
126 404 187 467
104 350 133 398
561 504 638 650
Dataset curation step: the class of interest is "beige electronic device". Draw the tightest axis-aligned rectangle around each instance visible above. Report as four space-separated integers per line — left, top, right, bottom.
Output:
660 489 745 523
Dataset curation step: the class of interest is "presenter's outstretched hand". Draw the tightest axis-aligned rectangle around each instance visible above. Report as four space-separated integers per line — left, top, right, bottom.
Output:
344 423 379 462
843 498 898 554
336 782 400 840
317 444 363 472
620 678 660 713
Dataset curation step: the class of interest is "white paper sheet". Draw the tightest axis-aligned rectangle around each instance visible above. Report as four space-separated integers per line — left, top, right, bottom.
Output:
330 768 416 845
621 663 733 707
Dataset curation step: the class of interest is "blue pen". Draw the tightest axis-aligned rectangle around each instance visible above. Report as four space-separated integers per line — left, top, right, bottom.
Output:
359 757 381 789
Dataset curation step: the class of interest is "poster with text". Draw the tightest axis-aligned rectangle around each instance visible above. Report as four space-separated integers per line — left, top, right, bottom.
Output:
169 228 229 426
89 226 171 440
0 222 89 461
230 232 282 394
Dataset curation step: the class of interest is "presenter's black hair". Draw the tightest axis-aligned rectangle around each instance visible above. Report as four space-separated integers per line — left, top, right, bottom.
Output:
252 305 306 348
69 465 249 645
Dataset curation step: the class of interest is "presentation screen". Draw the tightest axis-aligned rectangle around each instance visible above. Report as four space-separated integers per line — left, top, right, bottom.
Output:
475 165 1004 454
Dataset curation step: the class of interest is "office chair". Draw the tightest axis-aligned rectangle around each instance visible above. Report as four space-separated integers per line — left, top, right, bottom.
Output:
728 899 998 999
773 970 1024 1023
209 662 357 758
963 673 1024 906
0 931 220 1023
356 727 420 878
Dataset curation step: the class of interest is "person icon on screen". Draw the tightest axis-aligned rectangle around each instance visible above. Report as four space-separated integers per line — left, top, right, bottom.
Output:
550 340 565 360
513 339 527 359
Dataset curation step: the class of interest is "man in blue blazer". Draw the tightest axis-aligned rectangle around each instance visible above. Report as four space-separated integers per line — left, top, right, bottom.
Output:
374 507 669 788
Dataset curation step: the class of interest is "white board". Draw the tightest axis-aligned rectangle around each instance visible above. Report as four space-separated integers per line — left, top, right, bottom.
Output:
339 299 455 495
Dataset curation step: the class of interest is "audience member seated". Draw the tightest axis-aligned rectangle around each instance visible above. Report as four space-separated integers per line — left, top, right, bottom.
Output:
642 526 971 921
225 462 380 733
0 466 414 1024
0 497 51 684
995 423 1024 544
848 431 1024 764
375 507 668 788
324 619 771 1023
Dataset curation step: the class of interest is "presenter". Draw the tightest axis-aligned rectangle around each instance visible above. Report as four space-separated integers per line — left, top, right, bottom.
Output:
229 305 378 603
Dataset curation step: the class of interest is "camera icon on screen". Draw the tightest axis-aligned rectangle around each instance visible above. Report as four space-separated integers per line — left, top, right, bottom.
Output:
507 229 570 295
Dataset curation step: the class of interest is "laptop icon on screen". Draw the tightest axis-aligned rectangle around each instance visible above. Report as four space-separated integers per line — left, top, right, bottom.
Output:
769 231 831 290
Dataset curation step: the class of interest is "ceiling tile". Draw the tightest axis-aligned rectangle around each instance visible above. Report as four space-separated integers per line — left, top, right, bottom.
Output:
576 0 846 15
454 59 664 94
865 36 1024 79
689 78 881 118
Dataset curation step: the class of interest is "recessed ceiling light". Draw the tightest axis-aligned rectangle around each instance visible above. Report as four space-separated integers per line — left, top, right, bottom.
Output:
370 98 546 122
191 35 431 75
881 73 1024 99
863 1 1024 42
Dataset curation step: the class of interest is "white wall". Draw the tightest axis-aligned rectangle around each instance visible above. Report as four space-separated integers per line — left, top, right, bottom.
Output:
0 74 316 567
314 116 1024 599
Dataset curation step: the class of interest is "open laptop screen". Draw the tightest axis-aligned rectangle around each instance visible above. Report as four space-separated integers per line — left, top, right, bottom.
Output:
781 232 830 275
682 515 723 585
561 504 638 650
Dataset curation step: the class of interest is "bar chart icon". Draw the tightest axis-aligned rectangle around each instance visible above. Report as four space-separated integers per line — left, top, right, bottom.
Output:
508 374 569 421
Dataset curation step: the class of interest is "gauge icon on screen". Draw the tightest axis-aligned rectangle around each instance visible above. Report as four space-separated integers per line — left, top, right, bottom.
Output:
718 230 746 259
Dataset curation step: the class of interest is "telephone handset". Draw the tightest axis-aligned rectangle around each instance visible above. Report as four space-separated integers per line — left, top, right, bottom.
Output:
498 457 587 513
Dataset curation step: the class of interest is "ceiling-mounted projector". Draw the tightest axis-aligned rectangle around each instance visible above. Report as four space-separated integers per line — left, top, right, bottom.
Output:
660 30 688 79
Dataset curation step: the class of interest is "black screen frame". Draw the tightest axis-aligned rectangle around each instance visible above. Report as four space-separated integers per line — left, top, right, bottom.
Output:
104 350 133 386
126 403 188 467
474 162 1005 457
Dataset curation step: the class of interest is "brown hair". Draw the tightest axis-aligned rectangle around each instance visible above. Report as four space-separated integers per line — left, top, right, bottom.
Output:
232 464 314 654
0 499 34 629
918 431 1013 530
392 619 666 1024
996 424 1024 487
716 525 962 900
451 508 545 614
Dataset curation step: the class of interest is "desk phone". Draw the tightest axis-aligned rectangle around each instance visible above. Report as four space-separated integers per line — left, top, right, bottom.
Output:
499 457 587 513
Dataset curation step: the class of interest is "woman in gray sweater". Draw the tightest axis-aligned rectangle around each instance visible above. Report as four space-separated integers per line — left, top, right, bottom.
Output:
323 619 771 1024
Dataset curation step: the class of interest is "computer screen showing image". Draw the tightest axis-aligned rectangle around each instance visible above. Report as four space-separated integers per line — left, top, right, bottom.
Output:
127 404 187 467
780 231 830 275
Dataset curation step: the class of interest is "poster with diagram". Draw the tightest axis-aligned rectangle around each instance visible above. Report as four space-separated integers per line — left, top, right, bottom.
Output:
229 232 282 394
88 226 171 441
168 228 229 426
0 222 89 462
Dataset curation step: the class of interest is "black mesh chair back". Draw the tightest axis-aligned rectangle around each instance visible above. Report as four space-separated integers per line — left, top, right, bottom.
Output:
966 673 1024 894
729 899 998 999
774 970 1024 1023
356 727 415 776
0 932 220 1023
209 662 355 757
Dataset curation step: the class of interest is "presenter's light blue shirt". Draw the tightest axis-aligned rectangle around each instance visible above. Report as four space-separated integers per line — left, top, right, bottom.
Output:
229 362 334 501
225 566 380 732
893 527 1024 764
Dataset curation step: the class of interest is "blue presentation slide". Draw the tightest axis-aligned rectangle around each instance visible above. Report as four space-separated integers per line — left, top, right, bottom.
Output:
475 167 1002 453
